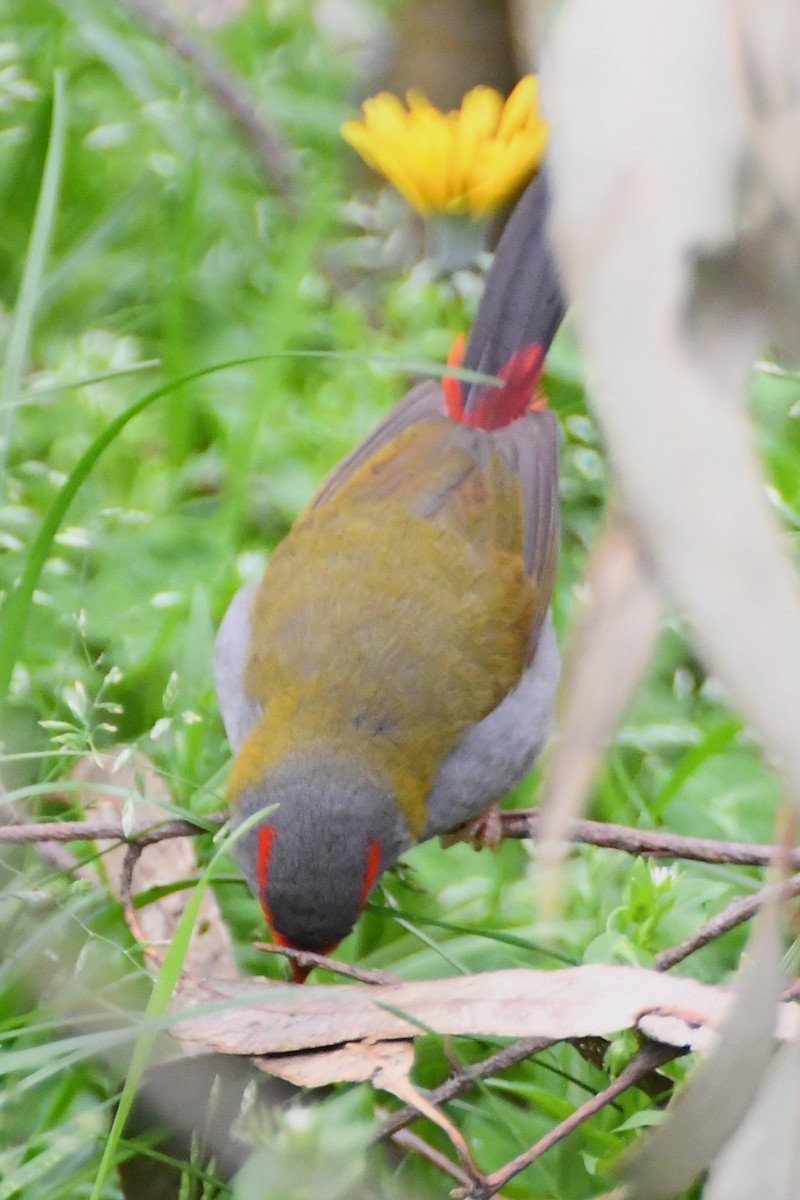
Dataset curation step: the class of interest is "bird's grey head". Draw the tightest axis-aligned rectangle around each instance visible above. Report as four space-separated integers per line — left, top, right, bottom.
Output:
232 748 411 968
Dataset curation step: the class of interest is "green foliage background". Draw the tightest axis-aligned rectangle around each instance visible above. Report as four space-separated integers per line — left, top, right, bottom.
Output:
1 2 799 1197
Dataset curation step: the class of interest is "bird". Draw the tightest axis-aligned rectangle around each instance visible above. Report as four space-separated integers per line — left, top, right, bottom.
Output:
214 173 566 979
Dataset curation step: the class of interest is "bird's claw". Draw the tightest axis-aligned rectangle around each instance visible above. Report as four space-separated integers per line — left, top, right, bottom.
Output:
440 802 503 851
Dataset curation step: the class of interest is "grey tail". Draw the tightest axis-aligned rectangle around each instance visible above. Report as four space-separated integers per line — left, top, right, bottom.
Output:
459 172 565 420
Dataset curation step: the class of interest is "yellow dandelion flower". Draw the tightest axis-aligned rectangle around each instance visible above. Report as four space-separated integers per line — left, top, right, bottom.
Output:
341 76 548 217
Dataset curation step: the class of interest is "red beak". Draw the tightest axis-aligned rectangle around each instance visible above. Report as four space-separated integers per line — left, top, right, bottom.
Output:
290 958 311 984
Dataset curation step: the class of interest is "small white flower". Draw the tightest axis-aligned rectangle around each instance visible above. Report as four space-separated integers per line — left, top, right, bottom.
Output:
63 681 89 721
236 550 268 581
149 717 172 741
150 591 183 609
56 527 91 549
83 122 131 150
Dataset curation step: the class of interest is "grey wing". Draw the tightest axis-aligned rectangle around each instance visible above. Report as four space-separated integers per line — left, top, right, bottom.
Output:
214 382 446 750
214 581 263 752
494 407 560 589
310 380 445 509
422 611 560 838
443 407 561 821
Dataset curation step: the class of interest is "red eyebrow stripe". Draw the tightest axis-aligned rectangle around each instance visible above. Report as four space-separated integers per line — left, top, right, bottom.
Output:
360 839 382 906
258 825 290 945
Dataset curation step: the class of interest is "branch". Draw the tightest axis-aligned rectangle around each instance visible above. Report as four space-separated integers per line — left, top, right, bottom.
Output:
387 1128 511 1197
4 809 795 874
7 807 799 976
36 840 92 878
378 1036 556 1139
0 815 224 845
124 0 295 203
656 872 800 971
119 838 167 967
501 809 798 869
456 1042 684 1200
12 799 790 1194
388 1128 478 1190
254 941 401 987
569 1036 674 1103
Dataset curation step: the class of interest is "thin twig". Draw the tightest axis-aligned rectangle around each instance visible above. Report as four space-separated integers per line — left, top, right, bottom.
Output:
503 809 798 869
389 1127 477 1189
569 1036 674 1103
455 1042 684 1200
119 840 167 967
0 815 224 845
388 1129 514 1200
656 872 800 971
120 839 144 938
3 810 796 874
0 791 93 879
36 840 92 879
9 808 800 980
378 1037 555 1139
253 941 401 986
124 0 295 202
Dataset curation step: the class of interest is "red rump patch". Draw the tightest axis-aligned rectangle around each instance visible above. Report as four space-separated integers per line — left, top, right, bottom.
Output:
443 332 467 420
443 337 546 431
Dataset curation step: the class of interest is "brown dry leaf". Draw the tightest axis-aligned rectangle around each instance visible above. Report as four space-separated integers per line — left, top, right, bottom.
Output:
537 515 662 911
370 1050 482 1177
636 1012 718 1055
256 1039 415 1087
170 964 799 1059
74 749 238 981
544 0 800 804
259 1038 478 1174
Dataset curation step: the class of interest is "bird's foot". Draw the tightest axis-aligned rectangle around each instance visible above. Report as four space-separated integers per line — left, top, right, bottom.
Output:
440 802 503 851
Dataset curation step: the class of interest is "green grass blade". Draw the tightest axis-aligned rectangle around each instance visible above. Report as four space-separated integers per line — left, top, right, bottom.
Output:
366 902 575 965
1 71 67 470
7 359 161 409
